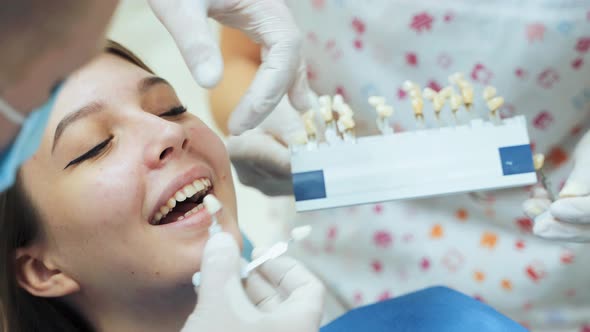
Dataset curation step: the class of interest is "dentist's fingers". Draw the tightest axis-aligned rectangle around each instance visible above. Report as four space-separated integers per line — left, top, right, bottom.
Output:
245 271 284 311
197 232 252 309
551 131 590 224
523 198 552 219
257 255 325 309
550 196 590 224
244 247 285 311
148 0 223 88
224 2 308 134
533 211 590 242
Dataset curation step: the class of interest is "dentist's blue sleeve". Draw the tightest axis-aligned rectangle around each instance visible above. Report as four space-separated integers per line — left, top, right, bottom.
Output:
0 104 53 192
321 287 527 332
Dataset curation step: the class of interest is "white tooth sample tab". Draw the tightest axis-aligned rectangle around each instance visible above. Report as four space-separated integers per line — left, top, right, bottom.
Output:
203 194 222 215
291 225 312 241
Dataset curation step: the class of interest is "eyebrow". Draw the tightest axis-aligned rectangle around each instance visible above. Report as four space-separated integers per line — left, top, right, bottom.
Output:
51 76 171 153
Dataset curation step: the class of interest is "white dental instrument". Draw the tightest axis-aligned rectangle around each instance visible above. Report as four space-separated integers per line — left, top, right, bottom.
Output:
204 194 222 235
240 225 312 279
192 225 312 288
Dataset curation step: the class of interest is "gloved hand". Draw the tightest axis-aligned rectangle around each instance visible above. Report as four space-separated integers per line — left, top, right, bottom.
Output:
523 131 590 242
227 96 308 196
148 0 312 135
181 232 324 332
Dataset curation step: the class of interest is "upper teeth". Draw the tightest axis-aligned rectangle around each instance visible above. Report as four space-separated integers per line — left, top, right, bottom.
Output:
152 178 211 224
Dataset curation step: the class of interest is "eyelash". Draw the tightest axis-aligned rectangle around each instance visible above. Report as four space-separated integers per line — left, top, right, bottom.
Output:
65 106 187 169
159 105 187 117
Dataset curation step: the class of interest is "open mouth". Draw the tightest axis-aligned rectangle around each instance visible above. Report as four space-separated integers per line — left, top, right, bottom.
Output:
150 178 213 226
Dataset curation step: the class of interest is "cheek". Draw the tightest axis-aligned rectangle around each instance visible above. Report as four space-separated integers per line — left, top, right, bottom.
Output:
57 162 144 229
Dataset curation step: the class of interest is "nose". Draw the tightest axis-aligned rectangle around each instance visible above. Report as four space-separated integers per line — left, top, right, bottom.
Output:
144 119 189 169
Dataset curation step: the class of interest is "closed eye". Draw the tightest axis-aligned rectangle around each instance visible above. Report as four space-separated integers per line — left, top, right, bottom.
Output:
65 136 113 169
159 106 187 117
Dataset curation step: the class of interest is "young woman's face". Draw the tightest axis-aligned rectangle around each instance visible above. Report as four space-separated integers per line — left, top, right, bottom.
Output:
20 53 241 299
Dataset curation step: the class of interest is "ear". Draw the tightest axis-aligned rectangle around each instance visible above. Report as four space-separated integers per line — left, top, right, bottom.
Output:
15 246 80 298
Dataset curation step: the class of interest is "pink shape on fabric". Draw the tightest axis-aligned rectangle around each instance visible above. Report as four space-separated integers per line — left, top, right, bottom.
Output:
353 291 363 305
353 38 363 50
515 240 526 250
373 203 384 214
471 63 493 84
311 0 325 10
441 249 464 272
525 261 546 282
537 68 560 89
352 17 366 34
443 11 454 23
371 260 383 273
500 103 516 119
515 217 533 233
532 111 554 130
406 52 418 66
561 251 575 264
572 57 584 70
397 88 407 100
307 31 319 44
409 12 434 33
420 257 431 270
473 294 485 303
515 67 528 79
402 233 414 243
427 80 442 92
377 291 392 302
566 289 576 297
373 231 393 248
437 53 452 69
581 324 590 332
576 37 590 53
526 23 545 43
327 226 338 240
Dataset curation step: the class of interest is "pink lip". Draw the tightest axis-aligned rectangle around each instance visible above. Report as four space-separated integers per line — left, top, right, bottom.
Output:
149 166 213 224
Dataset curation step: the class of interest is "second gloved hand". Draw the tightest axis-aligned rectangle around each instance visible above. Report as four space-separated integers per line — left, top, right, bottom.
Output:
227 96 309 196
148 0 312 134
181 232 324 332
523 131 590 242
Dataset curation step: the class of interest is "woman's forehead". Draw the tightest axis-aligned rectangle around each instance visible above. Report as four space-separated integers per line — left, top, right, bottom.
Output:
51 53 150 120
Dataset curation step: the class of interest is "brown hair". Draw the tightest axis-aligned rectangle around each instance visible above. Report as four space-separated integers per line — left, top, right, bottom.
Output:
0 41 154 332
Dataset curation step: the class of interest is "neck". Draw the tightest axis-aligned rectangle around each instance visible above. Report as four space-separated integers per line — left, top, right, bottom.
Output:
77 284 196 332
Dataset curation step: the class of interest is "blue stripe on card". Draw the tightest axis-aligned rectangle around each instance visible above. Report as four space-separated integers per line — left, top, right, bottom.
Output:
293 170 327 201
498 144 535 176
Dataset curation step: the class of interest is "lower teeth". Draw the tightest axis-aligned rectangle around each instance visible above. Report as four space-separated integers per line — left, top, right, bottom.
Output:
184 203 204 218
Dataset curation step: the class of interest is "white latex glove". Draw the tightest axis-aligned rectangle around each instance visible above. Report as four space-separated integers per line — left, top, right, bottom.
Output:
181 232 324 332
523 131 590 242
227 96 308 196
148 0 312 134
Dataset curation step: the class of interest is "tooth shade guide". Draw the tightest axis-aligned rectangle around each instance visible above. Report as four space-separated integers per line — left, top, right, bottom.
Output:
291 115 536 212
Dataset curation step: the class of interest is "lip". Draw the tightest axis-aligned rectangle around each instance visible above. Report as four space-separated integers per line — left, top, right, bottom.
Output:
157 206 214 231
149 166 213 225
